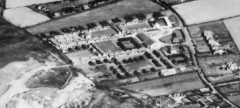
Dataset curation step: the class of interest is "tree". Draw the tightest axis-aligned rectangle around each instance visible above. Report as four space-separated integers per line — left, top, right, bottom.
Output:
145 52 153 59
133 57 140 62
87 23 97 29
116 73 123 79
133 70 140 76
135 14 146 20
96 60 102 64
124 15 134 22
68 48 74 52
112 69 118 74
153 50 160 57
103 59 109 63
142 69 148 74
125 72 131 77
128 58 134 63
75 46 81 50
122 59 129 64
99 20 109 27
150 67 157 72
112 18 121 23
152 59 161 67
109 66 115 70
81 44 87 49
88 61 95 66
139 56 144 61
152 12 163 18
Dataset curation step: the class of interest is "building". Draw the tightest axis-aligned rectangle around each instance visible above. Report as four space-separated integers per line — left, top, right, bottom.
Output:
161 68 177 76
136 33 160 49
154 16 173 29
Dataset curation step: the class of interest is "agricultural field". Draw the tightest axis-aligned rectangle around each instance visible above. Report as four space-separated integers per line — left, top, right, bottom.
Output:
5 0 61 8
224 16 240 51
197 54 240 84
173 0 240 25
27 0 164 34
121 72 205 96
3 7 50 27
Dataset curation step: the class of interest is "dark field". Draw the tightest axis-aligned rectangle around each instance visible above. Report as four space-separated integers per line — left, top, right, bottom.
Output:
0 18 70 68
27 0 163 34
25 67 72 89
121 72 205 96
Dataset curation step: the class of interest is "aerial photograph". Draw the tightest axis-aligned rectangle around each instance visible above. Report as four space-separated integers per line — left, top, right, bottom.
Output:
1 0 240 108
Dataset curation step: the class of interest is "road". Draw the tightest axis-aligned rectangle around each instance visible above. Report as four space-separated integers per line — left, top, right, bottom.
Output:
217 80 240 87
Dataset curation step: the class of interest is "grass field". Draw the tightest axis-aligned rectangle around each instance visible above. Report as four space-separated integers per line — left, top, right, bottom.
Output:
124 59 153 71
121 72 205 96
198 54 240 83
27 0 163 34
91 28 118 37
95 40 122 53
224 16 240 51
173 0 240 25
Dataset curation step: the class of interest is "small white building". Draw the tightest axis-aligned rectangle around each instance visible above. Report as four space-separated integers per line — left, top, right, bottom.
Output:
161 68 177 76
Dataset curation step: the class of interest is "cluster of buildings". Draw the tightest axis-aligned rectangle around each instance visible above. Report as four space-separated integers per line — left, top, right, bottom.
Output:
203 30 228 55
35 10 198 96
46 13 178 55
146 87 233 108
30 0 119 18
192 29 235 56
183 88 232 108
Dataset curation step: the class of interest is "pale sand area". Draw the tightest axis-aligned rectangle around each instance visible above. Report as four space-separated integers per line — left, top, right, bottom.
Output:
3 7 50 27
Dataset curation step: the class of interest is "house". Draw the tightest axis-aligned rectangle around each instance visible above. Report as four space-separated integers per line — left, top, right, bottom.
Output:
155 16 173 29
203 30 214 40
213 49 227 55
83 4 90 10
